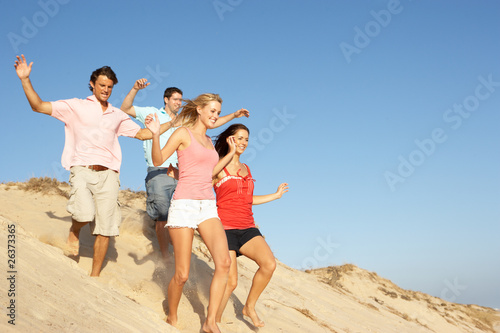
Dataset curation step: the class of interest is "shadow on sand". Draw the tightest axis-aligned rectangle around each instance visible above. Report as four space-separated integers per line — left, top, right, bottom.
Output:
44 211 118 269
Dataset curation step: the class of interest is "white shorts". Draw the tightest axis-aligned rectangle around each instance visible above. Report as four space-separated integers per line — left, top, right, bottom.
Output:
167 199 219 229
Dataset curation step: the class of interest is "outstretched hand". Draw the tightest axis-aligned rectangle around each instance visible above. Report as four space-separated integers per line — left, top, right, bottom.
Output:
234 108 250 118
14 54 32 80
275 183 289 198
145 113 161 135
134 78 150 90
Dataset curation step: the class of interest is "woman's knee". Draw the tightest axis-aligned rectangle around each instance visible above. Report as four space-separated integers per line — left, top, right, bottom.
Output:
173 270 190 285
261 257 276 274
227 274 238 291
216 254 232 273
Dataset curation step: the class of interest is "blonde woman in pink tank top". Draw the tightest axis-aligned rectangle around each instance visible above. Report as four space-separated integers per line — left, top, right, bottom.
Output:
145 93 239 333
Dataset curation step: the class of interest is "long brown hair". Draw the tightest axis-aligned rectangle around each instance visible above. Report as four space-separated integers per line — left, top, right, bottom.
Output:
214 124 250 158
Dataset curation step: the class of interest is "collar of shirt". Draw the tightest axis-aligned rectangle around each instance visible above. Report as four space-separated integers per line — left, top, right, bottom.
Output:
160 107 171 119
160 107 176 121
86 95 116 114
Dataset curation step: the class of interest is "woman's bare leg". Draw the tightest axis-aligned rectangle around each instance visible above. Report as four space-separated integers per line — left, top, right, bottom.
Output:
166 227 194 327
197 218 231 333
216 250 238 323
239 236 276 327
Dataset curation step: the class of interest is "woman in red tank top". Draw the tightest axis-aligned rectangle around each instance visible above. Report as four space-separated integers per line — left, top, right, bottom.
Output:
213 124 289 328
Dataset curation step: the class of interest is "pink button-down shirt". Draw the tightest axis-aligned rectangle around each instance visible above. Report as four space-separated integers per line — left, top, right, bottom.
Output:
51 95 140 172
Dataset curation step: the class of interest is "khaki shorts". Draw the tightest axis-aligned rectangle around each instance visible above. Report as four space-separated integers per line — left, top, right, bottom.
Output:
67 166 121 236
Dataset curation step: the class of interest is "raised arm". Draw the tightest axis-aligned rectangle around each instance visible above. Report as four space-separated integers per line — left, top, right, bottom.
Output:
253 183 289 205
14 55 52 115
144 114 183 165
120 78 150 118
212 136 236 177
213 108 250 128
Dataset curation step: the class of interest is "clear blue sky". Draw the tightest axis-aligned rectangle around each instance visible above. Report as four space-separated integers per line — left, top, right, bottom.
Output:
1 0 499 309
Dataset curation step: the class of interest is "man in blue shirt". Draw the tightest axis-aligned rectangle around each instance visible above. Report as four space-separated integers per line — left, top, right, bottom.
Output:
121 79 249 263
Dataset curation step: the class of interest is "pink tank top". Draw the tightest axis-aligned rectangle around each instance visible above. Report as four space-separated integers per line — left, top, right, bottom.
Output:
173 127 219 200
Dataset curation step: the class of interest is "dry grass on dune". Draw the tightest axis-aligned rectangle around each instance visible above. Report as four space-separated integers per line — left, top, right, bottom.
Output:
119 188 147 206
305 263 358 288
308 264 500 333
3 177 70 198
464 305 500 332
2 177 147 207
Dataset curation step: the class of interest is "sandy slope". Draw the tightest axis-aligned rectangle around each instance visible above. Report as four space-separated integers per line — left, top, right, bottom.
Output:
0 180 499 333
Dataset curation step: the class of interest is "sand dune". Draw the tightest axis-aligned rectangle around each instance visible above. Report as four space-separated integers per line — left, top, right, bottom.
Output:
1 178 499 333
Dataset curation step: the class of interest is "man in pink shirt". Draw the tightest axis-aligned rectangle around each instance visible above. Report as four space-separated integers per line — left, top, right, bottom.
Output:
14 54 173 277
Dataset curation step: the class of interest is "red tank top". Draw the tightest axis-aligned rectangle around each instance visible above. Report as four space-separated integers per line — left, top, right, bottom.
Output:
214 164 255 230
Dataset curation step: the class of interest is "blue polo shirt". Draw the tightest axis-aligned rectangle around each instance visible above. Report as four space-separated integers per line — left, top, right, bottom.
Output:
134 106 178 168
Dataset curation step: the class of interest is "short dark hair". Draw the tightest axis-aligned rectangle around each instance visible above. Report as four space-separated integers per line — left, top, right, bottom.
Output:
164 87 183 100
88 66 118 92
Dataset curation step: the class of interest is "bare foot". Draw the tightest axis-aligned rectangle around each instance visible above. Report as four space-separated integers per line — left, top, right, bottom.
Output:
166 316 177 328
67 228 80 256
202 320 221 333
242 305 265 327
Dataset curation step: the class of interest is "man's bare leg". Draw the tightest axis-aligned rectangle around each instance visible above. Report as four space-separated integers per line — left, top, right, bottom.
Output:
67 219 89 256
90 235 110 277
155 221 170 262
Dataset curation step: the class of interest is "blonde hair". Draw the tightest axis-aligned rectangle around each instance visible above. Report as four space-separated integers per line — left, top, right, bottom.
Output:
176 93 223 128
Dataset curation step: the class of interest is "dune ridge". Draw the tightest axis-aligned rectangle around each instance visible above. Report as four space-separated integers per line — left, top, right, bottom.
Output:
0 178 499 333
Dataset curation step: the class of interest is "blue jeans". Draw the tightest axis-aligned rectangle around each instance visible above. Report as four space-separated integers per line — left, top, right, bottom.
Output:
145 167 178 221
